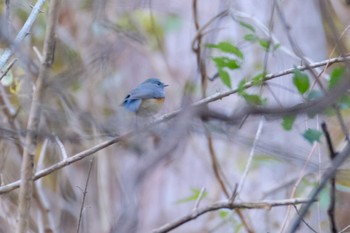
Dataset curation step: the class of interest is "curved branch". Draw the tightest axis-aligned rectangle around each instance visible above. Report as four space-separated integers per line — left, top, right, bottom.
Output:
152 198 316 233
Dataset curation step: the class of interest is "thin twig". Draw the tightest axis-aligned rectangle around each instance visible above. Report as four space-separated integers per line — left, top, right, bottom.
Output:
321 122 338 233
152 198 316 233
35 138 54 233
193 187 206 212
192 0 207 97
339 224 350 233
292 205 318 233
279 144 317 233
55 135 68 160
206 124 253 233
237 118 264 194
0 58 17 81
77 158 95 233
206 129 229 196
0 0 47 70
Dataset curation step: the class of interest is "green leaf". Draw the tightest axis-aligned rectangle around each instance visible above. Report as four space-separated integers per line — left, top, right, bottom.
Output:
251 72 266 86
212 57 240 70
244 34 258 42
282 115 296 131
293 68 310 94
239 21 256 32
218 69 231 88
329 66 346 90
338 95 350 109
207 42 244 59
177 188 208 203
219 210 229 219
273 43 281 51
238 79 247 95
259 39 271 50
242 94 266 106
303 129 322 144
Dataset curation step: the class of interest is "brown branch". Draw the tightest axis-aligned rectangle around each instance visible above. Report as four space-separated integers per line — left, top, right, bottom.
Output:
206 134 229 196
0 133 126 195
16 0 60 232
192 0 207 97
321 122 338 233
152 198 316 233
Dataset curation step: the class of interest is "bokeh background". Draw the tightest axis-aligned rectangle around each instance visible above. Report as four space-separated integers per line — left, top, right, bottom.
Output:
1 0 350 232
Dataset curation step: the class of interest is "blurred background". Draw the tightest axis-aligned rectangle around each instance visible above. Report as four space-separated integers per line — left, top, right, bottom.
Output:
1 0 350 232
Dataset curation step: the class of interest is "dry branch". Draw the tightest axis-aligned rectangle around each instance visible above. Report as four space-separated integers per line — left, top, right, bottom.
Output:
152 198 316 233
16 0 60 232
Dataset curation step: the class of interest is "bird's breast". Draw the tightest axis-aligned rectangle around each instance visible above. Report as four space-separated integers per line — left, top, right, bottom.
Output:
137 98 165 116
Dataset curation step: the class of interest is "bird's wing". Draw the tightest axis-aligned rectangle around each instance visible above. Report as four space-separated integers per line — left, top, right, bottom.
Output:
122 98 142 112
127 84 163 99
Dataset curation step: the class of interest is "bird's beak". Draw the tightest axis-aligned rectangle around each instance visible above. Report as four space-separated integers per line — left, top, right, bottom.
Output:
164 84 169 87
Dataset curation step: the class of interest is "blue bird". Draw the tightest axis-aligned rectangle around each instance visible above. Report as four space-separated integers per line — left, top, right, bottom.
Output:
122 78 168 116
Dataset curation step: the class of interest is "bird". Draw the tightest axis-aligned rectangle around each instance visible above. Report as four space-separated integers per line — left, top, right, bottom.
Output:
122 78 168 116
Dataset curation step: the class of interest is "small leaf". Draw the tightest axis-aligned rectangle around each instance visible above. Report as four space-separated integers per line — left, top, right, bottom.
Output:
237 79 247 95
259 39 271 50
177 188 208 203
218 69 231 88
239 21 256 32
242 94 266 106
207 42 244 59
219 210 229 219
282 115 296 131
244 34 258 42
293 68 310 94
273 43 281 51
252 72 266 86
329 66 346 90
303 129 322 144
212 57 240 70
338 95 350 109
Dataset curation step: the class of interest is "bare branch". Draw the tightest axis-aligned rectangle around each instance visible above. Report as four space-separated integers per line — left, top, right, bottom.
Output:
16 0 60 232
321 122 338 233
152 198 316 233
0 0 47 70
77 158 95 233
237 118 264 194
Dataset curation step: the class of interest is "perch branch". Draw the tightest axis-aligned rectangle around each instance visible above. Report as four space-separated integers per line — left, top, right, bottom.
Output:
0 55 349 195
